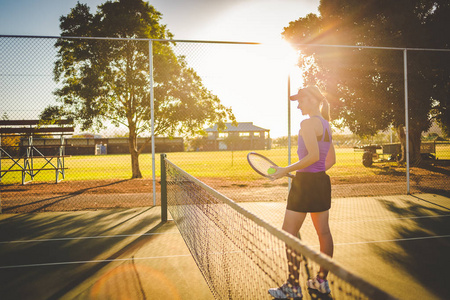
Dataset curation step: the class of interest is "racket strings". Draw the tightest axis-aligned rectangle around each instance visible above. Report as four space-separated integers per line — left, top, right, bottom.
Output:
249 154 275 175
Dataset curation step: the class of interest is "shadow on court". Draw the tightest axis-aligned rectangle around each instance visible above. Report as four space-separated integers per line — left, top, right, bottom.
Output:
51 221 167 299
0 207 212 300
239 194 450 300
1 180 133 213
2 194 448 299
373 195 450 300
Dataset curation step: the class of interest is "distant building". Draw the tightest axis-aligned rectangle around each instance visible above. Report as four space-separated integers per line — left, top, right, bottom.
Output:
21 137 184 155
203 122 271 151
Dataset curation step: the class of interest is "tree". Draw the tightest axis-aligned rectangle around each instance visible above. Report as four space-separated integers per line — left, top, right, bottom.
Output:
283 0 450 164
41 0 235 178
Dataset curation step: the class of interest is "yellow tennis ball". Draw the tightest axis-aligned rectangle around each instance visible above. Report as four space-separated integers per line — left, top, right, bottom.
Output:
267 167 276 174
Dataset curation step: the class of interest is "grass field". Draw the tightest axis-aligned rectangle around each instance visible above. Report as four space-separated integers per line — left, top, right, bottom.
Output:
1 144 449 184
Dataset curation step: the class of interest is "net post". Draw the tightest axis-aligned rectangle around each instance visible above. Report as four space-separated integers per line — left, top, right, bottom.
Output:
160 153 168 222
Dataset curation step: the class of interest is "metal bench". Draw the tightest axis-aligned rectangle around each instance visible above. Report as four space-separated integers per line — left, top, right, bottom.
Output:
0 120 74 184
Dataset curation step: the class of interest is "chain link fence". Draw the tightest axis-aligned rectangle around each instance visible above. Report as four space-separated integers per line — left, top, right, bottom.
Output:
1 36 449 213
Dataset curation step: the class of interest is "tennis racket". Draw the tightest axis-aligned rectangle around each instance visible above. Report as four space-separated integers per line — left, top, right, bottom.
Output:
247 152 294 179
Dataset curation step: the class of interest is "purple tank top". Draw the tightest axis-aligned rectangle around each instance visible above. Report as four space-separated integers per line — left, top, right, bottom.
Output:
297 116 332 173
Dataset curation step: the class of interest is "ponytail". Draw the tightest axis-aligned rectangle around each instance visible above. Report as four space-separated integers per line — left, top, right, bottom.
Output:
321 98 330 121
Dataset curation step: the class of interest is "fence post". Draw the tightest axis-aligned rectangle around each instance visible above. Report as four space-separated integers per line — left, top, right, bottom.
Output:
287 74 292 191
403 49 410 194
160 153 167 222
150 40 156 205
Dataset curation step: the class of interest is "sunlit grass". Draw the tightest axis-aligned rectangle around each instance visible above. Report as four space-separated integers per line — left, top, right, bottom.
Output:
436 144 450 159
0 147 405 184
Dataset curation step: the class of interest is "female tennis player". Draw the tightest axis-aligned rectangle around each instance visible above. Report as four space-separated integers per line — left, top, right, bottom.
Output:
268 85 336 299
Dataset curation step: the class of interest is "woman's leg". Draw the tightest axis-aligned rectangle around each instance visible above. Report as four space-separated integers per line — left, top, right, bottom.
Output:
282 209 307 235
310 210 333 278
282 210 307 286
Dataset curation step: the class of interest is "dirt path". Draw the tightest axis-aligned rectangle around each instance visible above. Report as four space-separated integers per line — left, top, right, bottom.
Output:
1 163 448 213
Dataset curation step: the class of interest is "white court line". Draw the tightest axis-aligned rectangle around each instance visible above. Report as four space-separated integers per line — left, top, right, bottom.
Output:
2 213 448 245
0 254 192 270
0 232 180 244
333 234 450 247
330 214 450 224
1 235 449 270
3 210 447 244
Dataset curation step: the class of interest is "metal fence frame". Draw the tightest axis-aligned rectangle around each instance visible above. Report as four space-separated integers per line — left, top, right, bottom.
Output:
286 43 450 194
1 34 449 201
0 35 263 206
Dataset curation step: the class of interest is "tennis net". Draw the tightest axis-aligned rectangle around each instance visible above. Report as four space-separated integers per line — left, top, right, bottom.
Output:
160 155 395 300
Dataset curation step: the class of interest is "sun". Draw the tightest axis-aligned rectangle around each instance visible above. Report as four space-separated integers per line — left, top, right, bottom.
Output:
263 39 300 72
171 36 306 138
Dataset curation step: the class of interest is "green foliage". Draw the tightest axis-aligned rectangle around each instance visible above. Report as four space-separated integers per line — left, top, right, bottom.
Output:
422 132 439 140
42 0 234 139
41 0 235 178
283 0 450 139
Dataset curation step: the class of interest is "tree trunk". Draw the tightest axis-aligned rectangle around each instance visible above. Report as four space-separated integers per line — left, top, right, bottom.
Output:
397 125 422 166
129 130 142 179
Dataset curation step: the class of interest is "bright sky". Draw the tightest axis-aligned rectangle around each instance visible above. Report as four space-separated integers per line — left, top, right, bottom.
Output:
0 0 320 138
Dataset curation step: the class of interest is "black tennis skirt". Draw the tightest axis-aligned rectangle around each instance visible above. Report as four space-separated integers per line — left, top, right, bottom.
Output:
287 171 331 213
